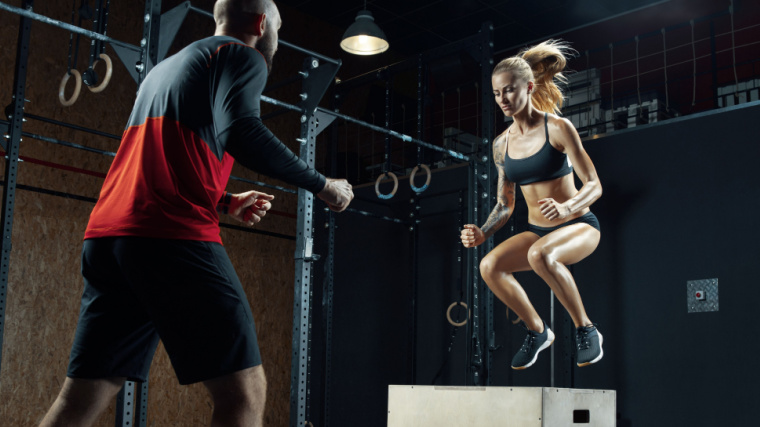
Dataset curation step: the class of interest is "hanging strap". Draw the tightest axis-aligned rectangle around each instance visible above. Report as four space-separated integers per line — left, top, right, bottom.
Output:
609 44 614 109
416 55 424 167
585 50 591 127
691 19 697 106
635 35 642 108
729 0 739 99
662 28 669 111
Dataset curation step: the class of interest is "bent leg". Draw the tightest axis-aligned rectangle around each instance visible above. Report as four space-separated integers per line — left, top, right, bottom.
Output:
40 376 125 427
204 365 267 427
527 223 601 327
479 232 545 332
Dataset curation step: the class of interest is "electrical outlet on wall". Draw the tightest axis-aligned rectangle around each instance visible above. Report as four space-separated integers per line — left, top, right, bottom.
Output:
687 279 719 313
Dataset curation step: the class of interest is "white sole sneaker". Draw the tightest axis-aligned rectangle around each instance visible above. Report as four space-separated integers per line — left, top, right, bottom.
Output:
577 331 603 367
512 328 555 370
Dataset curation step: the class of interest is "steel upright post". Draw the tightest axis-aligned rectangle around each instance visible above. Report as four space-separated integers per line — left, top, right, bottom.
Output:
114 2 161 423
466 22 495 386
478 22 496 385
0 0 33 374
290 56 338 427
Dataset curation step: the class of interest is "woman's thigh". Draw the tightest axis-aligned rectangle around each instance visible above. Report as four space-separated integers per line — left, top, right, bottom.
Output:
483 231 541 274
530 223 601 266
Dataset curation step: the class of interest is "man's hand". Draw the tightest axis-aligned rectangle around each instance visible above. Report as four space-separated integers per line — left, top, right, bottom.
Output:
226 190 275 226
317 178 353 212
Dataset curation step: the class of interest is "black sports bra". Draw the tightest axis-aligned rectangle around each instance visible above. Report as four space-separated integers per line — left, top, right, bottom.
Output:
501 113 572 185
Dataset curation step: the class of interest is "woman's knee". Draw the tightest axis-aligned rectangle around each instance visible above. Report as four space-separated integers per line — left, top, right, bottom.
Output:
479 253 503 279
527 244 555 271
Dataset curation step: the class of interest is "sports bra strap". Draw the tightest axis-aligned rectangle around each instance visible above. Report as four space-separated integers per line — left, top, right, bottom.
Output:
544 112 549 141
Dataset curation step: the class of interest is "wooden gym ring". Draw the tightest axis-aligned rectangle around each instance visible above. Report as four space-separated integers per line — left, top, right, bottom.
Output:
87 53 113 93
446 301 470 327
410 164 431 193
375 171 398 200
58 69 82 107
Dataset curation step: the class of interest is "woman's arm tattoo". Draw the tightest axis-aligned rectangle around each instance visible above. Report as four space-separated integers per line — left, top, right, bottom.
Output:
481 165 514 238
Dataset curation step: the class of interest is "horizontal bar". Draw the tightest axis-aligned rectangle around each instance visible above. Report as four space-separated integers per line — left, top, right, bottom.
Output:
188 4 213 18
0 180 99 203
219 222 295 240
344 207 408 224
0 180 296 240
258 97 469 161
0 2 141 52
278 40 341 66
229 174 298 194
21 131 117 156
261 95 305 114
24 114 122 141
316 107 470 161
187 4 341 66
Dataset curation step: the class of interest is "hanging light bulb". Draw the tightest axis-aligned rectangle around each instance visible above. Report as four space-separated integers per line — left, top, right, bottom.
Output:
340 2 389 55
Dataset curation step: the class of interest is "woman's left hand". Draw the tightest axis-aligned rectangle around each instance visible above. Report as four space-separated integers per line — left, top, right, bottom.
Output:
538 198 570 221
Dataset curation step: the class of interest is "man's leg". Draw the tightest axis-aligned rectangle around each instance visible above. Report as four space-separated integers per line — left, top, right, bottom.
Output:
204 365 267 427
39 376 125 427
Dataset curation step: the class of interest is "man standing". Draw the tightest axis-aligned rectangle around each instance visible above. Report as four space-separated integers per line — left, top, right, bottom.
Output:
40 1 353 426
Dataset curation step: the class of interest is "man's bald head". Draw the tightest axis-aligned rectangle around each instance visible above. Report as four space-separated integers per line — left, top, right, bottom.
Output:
213 0 281 71
214 0 278 36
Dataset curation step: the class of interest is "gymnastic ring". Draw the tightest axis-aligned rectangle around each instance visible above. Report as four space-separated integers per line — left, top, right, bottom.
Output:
446 301 470 327
375 171 398 200
87 53 113 93
410 164 431 193
58 69 82 107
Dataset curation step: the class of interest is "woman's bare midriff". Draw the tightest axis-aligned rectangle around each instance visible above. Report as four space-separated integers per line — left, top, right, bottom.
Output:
520 173 589 227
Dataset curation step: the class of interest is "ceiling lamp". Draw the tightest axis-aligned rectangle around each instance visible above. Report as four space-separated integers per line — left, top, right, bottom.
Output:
340 3 389 56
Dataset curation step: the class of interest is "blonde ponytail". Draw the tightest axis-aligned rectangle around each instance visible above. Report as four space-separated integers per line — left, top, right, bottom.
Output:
493 39 574 115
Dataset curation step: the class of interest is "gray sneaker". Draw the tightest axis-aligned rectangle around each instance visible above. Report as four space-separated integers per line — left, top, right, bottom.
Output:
511 322 555 370
576 324 603 367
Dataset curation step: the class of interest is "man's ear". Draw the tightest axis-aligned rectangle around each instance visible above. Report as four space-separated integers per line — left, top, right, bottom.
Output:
254 12 266 37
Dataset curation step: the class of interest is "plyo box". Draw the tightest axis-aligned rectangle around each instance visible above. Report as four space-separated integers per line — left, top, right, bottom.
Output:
387 385 616 427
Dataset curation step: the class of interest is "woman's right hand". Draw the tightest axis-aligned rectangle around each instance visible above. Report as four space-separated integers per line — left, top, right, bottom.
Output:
460 224 485 248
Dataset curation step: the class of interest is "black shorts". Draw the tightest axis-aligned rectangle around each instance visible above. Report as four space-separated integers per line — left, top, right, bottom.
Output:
68 237 262 385
527 211 601 238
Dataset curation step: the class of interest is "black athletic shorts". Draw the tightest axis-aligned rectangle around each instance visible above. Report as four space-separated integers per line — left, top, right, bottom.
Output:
67 236 262 385
527 211 601 238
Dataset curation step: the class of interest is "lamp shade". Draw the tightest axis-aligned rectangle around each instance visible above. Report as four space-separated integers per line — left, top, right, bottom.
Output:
340 10 389 55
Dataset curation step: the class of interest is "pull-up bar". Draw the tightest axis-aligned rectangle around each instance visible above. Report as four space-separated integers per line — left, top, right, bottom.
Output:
316 106 470 162
186 3 341 67
0 2 141 52
260 95 470 162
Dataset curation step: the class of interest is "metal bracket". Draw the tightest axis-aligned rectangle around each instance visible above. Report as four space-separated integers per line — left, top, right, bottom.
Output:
110 42 142 84
299 57 341 115
158 1 190 62
298 237 321 262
